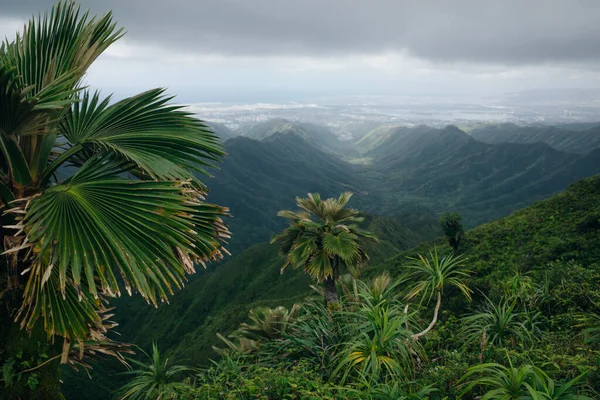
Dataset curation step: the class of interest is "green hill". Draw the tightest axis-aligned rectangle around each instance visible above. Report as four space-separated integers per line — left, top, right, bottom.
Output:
470 122 600 154
369 125 600 226
243 118 356 156
91 174 600 399
380 173 600 285
174 176 600 399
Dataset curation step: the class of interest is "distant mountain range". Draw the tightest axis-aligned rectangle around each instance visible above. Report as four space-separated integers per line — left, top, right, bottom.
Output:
202 122 600 254
470 122 600 154
369 124 600 224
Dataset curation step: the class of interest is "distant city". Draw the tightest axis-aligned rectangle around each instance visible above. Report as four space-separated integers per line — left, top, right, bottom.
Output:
185 89 600 137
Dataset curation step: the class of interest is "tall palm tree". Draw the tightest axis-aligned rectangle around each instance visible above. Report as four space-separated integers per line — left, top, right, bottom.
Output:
0 2 229 397
271 192 377 306
404 248 472 340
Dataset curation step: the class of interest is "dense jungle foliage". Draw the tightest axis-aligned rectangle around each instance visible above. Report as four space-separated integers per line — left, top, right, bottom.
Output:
115 175 600 399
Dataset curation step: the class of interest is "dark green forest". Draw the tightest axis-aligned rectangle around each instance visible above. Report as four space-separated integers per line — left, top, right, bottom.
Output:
111 171 600 400
61 118 600 399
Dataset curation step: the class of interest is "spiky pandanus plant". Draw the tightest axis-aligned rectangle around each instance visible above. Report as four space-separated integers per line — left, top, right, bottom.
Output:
215 304 301 354
271 192 378 307
119 344 192 400
0 2 229 397
403 248 472 340
460 296 540 350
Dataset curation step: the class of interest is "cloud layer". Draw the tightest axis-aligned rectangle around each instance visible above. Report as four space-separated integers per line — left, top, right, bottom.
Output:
4 0 600 64
2 0 600 101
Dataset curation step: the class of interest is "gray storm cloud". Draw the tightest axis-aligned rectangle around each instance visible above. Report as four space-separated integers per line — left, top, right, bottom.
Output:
2 0 600 64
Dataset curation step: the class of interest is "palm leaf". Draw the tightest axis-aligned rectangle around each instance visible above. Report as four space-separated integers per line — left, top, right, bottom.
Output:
14 155 228 340
48 89 224 184
1 1 122 98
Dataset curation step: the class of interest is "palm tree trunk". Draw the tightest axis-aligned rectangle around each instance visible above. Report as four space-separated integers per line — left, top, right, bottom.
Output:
323 277 339 308
411 290 441 340
0 269 63 399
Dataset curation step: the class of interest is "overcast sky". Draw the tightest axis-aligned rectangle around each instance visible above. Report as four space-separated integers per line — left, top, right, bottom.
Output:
2 0 600 103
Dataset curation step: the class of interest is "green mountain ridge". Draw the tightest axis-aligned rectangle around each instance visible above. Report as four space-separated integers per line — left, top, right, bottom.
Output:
243 118 357 157
368 125 600 225
205 121 236 140
206 126 600 253
470 122 600 154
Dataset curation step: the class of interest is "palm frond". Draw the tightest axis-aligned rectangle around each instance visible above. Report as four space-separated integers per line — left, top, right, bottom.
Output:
11 155 229 340
46 89 224 184
1 0 123 97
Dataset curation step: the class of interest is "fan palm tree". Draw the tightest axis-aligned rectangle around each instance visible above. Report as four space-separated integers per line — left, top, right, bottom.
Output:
403 248 472 340
0 1 229 397
271 192 377 306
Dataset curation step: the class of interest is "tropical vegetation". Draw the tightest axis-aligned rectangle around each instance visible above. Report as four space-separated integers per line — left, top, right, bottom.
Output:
115 174 600 399
3 1 600 399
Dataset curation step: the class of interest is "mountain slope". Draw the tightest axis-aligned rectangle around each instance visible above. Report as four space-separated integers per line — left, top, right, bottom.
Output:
243 119 357 156
205 133 367 253
359 124 437 157
369 125 600 226
205 121 236 140
380 174 600 297
470 123 600 154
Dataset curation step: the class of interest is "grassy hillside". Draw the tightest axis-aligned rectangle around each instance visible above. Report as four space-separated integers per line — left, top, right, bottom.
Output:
470 122 600 154
190 174 600 399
